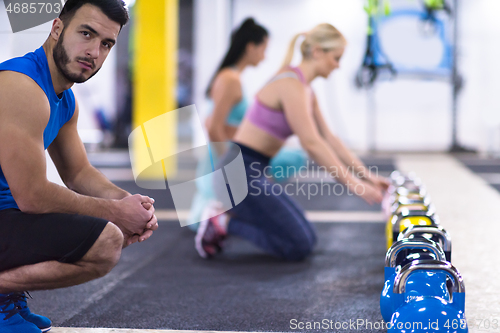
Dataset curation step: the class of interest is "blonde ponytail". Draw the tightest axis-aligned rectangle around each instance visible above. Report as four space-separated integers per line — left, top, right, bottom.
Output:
282 33 303 67
284 23 346 66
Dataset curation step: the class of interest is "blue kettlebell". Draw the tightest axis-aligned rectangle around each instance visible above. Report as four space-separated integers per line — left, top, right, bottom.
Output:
380 238 447 322
389 259 467 333
397 225 452 262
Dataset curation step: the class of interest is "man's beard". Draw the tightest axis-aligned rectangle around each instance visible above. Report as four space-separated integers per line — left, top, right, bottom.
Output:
53 29 100 84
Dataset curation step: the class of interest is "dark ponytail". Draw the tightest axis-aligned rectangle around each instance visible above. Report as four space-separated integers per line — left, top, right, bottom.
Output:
206 18 269 97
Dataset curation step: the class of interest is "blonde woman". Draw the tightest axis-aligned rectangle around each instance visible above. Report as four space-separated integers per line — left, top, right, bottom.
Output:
196 23 389 260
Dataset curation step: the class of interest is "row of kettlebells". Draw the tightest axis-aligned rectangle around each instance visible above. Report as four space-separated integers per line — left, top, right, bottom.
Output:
380 171 468 333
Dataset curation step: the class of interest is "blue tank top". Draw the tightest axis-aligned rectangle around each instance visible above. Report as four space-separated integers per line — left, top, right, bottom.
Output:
206 95 248 126
0 46 76 210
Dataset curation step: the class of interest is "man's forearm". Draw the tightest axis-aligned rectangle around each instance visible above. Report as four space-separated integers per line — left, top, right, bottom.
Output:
19 180 118 222
67 165 130 200
18 180 155 242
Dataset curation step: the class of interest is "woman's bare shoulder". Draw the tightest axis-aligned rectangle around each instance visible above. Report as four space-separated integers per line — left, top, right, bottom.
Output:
216 67 240 82
213 68 241 92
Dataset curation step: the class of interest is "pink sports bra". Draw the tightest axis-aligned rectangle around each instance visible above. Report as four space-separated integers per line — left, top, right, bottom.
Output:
246 66 311 141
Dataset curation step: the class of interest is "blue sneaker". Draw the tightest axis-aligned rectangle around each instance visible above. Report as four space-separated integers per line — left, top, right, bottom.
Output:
0 293 41 333
10 292 51 332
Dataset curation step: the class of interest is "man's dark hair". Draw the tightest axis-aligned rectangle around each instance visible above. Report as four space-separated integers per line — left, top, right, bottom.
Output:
59 0 129 28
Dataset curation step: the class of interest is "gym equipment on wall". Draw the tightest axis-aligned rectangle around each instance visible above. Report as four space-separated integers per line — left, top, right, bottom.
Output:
357 0 472 152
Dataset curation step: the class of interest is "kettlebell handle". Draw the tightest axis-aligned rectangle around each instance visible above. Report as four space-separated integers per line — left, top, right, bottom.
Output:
393 259 465 295
395 195 431 206
385 239 445 267
394 185 426 197
395 209 437 222
390 170 420 184
392 210 439 236
398 225 452 253
393 202 436 217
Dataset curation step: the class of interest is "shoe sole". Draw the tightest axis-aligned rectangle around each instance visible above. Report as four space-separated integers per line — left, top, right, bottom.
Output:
194 219 210 258
41 327 51 332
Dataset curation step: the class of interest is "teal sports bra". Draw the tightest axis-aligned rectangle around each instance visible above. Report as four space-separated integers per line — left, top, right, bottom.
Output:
207 95 249 126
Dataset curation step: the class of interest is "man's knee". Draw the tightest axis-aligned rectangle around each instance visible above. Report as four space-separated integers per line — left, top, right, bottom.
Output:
81 222 123 278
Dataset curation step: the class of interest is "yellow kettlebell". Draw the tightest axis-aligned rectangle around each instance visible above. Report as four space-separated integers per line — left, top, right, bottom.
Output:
386 210 438 250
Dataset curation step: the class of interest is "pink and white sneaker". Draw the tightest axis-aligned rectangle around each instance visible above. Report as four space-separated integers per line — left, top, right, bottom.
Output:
195 202 228 258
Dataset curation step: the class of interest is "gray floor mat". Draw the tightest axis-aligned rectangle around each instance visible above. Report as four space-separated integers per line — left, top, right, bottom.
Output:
29 222 386 332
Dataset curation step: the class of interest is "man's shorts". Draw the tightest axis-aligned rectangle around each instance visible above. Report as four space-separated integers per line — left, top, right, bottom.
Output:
0 208 108 272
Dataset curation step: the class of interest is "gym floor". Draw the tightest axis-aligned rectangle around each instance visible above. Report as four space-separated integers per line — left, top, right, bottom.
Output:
30 151 500 333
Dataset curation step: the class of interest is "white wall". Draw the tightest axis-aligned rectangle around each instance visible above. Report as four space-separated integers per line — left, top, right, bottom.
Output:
459 0 500 153
193 0 500 153
192 0 233 147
